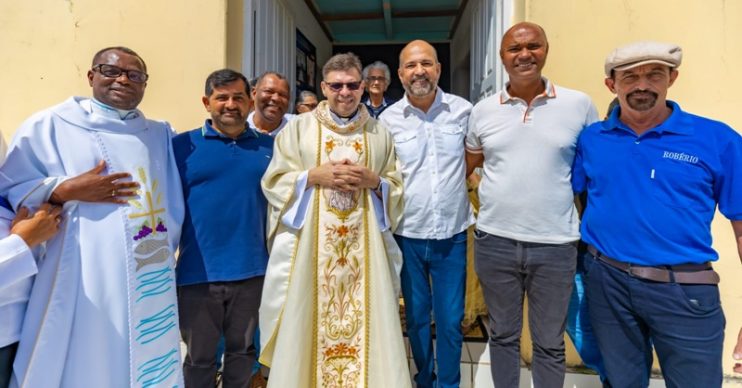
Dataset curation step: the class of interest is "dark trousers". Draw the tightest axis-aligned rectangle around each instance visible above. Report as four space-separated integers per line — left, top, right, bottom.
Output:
584 252 725 388
474 231 576 388
178 277 263 388
0 342 17 388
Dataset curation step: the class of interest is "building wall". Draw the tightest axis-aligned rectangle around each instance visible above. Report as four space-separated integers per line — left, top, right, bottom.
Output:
518 0 742 377
283 0 333 75
0 0 229 137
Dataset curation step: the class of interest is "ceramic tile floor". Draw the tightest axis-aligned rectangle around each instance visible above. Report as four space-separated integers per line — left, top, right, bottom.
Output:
182 339 742 387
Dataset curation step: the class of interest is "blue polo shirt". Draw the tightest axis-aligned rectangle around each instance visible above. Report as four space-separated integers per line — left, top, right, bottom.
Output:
572 101 742 265
173 120 274 285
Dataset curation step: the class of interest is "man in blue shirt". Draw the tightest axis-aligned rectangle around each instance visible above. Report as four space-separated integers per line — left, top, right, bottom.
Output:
573 41 742 387
173 69 273 388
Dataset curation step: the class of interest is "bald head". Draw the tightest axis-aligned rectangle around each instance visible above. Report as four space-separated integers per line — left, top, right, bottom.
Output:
399 40 439 65
397 40 442 102
499 22 549 86
500 22 548 55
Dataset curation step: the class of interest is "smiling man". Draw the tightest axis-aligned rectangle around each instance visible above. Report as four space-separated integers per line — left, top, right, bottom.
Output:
249 71 291 136
0 46 185 387
465 23 598 388
573 41 742 388
172 68 272 388
378 39 473 388
259 52 410 387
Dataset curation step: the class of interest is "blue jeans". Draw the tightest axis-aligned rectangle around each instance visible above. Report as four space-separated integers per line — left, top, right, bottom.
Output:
474 231 576 388
584 252 725 388
566 253 608 383
396 232 467 388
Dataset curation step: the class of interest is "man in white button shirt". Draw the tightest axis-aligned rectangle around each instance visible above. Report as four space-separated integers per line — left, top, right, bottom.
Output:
465 23 598 388
379 40 473 388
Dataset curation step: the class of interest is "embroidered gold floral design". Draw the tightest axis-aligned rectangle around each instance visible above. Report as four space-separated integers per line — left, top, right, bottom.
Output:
321 342 362 388
352 140 363 153
326 139 336 153
315 124 368 387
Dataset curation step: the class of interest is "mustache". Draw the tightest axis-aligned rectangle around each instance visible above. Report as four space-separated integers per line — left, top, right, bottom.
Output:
627 90 658 99
411 75 430 82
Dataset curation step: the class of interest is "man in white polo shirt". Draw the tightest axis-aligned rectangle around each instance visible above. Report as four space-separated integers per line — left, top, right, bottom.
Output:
465 22 598 388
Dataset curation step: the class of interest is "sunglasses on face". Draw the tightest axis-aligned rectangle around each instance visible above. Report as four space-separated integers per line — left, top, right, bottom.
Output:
325 81 362 92
366 76 387 83
92 64 149 83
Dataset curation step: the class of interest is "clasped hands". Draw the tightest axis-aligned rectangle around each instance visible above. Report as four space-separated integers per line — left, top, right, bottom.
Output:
50 160 140 205
307 159 380 192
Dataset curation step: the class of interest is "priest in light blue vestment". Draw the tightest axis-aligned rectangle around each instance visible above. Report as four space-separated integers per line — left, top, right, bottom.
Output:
0 47 184 388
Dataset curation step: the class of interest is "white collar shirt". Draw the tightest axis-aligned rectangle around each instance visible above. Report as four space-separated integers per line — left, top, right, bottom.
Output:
379 87 473 239
247 111 288 137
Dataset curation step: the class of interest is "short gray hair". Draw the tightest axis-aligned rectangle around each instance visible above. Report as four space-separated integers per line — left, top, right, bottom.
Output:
322 52 362 79
362 61 390 82
296 90 318 105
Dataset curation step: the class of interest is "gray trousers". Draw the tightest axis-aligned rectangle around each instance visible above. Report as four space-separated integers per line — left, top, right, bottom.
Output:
178 277 263 388
474 231 576 388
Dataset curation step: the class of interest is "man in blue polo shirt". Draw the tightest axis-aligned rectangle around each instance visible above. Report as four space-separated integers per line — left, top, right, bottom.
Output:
573 41 742 387
173 68 273 388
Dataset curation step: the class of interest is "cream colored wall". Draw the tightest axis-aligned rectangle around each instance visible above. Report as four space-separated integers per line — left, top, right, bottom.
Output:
516 0 742 378
0 0 229 137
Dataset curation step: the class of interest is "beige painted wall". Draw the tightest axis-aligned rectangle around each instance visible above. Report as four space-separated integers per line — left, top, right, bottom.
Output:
516 0 742 378
0 0 229 137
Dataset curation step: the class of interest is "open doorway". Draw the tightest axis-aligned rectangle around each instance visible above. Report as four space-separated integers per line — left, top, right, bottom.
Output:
333 43 452 102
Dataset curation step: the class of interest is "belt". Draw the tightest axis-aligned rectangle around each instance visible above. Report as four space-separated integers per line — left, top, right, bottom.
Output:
587 245 719 285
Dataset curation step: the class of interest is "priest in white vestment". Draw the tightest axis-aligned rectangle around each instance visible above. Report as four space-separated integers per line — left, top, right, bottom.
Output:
0 47 184 388
260 53 411 387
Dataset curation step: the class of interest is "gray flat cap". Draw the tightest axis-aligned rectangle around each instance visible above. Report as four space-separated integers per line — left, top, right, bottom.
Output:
604 41 682 76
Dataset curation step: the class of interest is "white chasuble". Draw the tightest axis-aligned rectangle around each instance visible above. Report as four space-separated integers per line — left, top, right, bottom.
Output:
260 102 411 388
0 97 184 388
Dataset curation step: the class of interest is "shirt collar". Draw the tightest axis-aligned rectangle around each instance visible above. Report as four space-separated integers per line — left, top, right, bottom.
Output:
499 78 556 104
201 119 256 139
600 100 693 136
328 107 361 124
247 111 287 136
363 96 388 108
90 98 140 120
401 87 448 116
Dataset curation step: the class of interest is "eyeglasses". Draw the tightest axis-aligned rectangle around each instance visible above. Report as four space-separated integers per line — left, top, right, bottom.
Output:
298 102 318 109
366 76 387 83
92 64 149 83
325 81 362 92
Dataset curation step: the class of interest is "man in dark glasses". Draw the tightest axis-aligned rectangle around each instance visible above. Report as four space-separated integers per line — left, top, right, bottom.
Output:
0 46 185 387
379 40 473 388
259 52 411 387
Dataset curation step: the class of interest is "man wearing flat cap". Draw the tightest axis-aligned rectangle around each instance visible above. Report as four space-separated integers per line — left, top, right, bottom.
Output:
572 41 742 387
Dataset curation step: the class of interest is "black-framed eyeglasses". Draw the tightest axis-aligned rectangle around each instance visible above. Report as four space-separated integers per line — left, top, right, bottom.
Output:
298 102 318 109
366 76 387 83
325 81 362 92
92 64 149 83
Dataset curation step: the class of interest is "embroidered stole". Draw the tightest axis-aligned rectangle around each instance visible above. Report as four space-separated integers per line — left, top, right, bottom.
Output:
312 118 370 388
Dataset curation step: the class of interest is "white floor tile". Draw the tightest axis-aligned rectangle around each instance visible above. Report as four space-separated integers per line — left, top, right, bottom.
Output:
472 363 493 388
468 341 490 364
460 362 473 388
